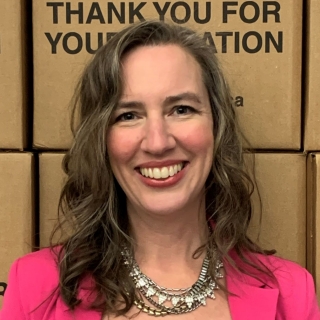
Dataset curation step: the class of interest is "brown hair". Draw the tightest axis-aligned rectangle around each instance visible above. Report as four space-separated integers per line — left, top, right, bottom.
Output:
52 20 274 316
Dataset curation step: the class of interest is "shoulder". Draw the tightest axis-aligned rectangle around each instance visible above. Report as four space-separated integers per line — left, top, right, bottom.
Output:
226 252 319 319
15 246 60 285
259 254 308 275
231 250 314 287
242 253 315 294
258 254 314 290
1 247 62 318
14 247 61 301
254 254 319 318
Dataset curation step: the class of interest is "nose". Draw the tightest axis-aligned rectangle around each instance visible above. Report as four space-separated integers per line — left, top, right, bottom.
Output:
140 117 176 155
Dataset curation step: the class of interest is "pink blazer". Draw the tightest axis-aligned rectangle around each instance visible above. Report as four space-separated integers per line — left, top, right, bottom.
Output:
1 247 319 319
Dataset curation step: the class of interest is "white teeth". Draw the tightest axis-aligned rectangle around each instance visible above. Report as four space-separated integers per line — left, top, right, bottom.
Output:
161 167 169 179
148 168 154 178
153 168 161 179
139 162 185 179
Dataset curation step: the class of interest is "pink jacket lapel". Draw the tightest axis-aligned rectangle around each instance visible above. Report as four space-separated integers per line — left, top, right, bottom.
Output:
57 275 101 320
226 271 279 320
57 294 101 320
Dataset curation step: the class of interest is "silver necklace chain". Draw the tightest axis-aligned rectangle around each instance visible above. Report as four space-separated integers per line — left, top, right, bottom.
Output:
121 246 224 315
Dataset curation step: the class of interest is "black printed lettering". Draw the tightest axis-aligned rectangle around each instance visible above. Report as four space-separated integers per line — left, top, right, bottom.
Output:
45 32 63 54
265 31 282 52
206 30 282 53
153 2 170 21
233 96 244 107
240 1 260 23
194 2 211 24
171 1 191 24
129 2 146 23
66 2 84 24
62 32 83 54
0 282 7 296
234 31 240 53
223 1 281 23
242 31 262 53
202 32 217 52
263 1 280 22
216 32 233 53
43 30 283 55
46 2 64 24
223 1 238 23
85 32 103 54
108 2 125 23
86 2 105 24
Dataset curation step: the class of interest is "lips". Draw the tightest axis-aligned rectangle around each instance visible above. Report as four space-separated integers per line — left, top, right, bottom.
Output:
137 162 188 188
139 162 185 179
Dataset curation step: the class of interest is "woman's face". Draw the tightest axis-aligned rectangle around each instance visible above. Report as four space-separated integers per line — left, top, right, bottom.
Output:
107 44 214 216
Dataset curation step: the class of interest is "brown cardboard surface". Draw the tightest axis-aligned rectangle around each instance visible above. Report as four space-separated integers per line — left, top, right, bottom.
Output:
39 153 66 247
33 0 302 149
248 153 306 266
0 153 34 308
305 0 320 151
307 153 320 301
0 1 26 149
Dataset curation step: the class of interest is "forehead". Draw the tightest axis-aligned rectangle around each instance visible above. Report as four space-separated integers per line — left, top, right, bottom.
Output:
120 45 206 100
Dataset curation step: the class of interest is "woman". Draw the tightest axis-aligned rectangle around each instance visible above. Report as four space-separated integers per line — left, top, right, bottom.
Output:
1 21 319 319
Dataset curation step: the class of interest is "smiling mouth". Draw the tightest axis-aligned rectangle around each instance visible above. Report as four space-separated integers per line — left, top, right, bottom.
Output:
138 162 187 180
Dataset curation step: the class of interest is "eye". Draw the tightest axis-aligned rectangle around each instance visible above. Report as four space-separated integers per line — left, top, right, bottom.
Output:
115 112 137 122
173 105 196 115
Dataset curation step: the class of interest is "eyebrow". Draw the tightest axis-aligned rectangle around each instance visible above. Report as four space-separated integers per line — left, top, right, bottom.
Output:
117 91 202 110
163 92 202 105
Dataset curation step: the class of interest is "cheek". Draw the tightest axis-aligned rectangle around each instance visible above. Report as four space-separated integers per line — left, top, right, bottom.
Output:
106 129 139 166
180 123 214 155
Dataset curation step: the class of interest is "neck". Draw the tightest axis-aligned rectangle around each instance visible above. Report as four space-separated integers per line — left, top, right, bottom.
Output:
127 199 209 271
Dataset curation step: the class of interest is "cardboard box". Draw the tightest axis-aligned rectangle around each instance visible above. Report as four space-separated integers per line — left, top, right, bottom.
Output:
33 0 302 149
39 153 66 247
305 0 320 151
248 153 306 266
0 1 28 149
307 153 320 301
0 153 34 308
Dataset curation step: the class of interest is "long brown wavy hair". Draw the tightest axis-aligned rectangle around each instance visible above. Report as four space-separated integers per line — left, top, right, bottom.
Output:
51 20 275 316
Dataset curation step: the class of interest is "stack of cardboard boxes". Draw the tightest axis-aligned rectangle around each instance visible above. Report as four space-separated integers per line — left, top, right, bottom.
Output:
0 0 33 305
1 0 319 308
306 0 320 304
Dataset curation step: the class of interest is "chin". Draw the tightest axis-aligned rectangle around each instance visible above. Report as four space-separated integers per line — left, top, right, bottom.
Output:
139 196 191 216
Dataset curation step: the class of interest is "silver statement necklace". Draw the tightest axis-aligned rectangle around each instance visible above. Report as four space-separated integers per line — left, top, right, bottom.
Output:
121 246 224 317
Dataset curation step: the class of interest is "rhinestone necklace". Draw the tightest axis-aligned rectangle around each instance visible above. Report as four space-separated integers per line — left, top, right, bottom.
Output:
121 247 224 316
